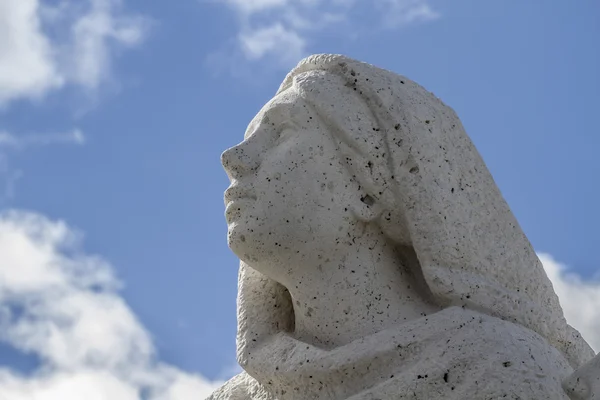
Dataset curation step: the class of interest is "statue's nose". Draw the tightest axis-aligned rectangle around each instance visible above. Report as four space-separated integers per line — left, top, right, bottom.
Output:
221 141 259 180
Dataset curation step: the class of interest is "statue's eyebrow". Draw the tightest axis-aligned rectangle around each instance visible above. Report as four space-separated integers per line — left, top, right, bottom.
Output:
264 102 293 124
244 102 293 139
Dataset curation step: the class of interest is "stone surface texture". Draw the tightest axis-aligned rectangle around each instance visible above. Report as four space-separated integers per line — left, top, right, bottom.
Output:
209 54 598 399
564 354 600 399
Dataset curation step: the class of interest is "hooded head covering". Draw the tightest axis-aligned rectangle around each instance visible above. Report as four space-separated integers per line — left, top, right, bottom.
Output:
236 54 594 369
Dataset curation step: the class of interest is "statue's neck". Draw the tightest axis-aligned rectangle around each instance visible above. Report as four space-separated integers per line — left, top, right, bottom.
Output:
281 229 441 349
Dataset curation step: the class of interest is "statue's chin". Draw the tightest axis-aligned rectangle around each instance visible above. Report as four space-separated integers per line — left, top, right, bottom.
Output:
227 227 261 265
226 227 247 254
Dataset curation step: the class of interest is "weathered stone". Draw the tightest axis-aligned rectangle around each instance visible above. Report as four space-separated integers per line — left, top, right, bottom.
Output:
210 54 597 400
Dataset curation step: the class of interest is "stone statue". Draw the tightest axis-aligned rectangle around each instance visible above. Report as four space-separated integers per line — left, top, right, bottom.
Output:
209 54 598 400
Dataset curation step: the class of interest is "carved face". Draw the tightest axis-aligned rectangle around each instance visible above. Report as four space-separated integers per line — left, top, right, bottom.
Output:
221 88 369 283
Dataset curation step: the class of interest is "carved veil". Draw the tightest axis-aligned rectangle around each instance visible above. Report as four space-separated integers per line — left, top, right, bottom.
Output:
235 54 594 371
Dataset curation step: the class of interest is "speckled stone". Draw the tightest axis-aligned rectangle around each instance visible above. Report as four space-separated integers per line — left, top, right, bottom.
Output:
209 54 598 400
564 354 600 399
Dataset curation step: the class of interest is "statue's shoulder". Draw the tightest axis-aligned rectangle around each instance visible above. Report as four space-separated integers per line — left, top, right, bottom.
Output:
563 352 600 400
207 372 278 400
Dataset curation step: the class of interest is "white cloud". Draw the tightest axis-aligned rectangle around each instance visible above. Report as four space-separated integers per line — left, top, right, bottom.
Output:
151 367 224 400
0 0 63 105
0 210 222 400
540 253 600 352
380 0 439 28
0 0 151 108
239 23 306 65
213 0 439 67
68 0 149 90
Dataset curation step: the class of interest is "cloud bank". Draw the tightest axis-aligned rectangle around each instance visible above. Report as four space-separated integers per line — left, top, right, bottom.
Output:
0 210 221 399
212 0 439 69
540 253 600 352
0 0 151 107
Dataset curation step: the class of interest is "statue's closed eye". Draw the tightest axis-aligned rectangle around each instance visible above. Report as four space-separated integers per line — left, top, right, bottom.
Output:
273 121 299 144
275 127 295 144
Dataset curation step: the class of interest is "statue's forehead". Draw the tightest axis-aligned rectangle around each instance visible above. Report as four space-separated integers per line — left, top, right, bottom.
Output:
244 88 307 139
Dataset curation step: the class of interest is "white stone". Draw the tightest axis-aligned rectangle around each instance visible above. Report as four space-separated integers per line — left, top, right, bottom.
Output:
209 54 598 400
564 354 600 399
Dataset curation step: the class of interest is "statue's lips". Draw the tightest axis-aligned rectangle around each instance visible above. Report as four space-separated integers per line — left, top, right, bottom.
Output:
225 198 256 222
224 186 257 206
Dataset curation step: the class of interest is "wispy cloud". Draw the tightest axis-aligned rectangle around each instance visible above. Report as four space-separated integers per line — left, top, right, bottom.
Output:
223 0 288 15
379 0 439 28
210 0 440 70
238 23 306 65
0 129 85 149
0 0 151 108
0 210 222 400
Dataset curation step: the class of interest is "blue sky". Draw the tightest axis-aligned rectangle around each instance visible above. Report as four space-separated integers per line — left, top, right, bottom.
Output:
0 0 598 398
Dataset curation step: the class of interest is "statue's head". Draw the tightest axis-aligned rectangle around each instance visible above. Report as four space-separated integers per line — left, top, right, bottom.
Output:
221 69 413 284
222 54 593 369
221 88 389 281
